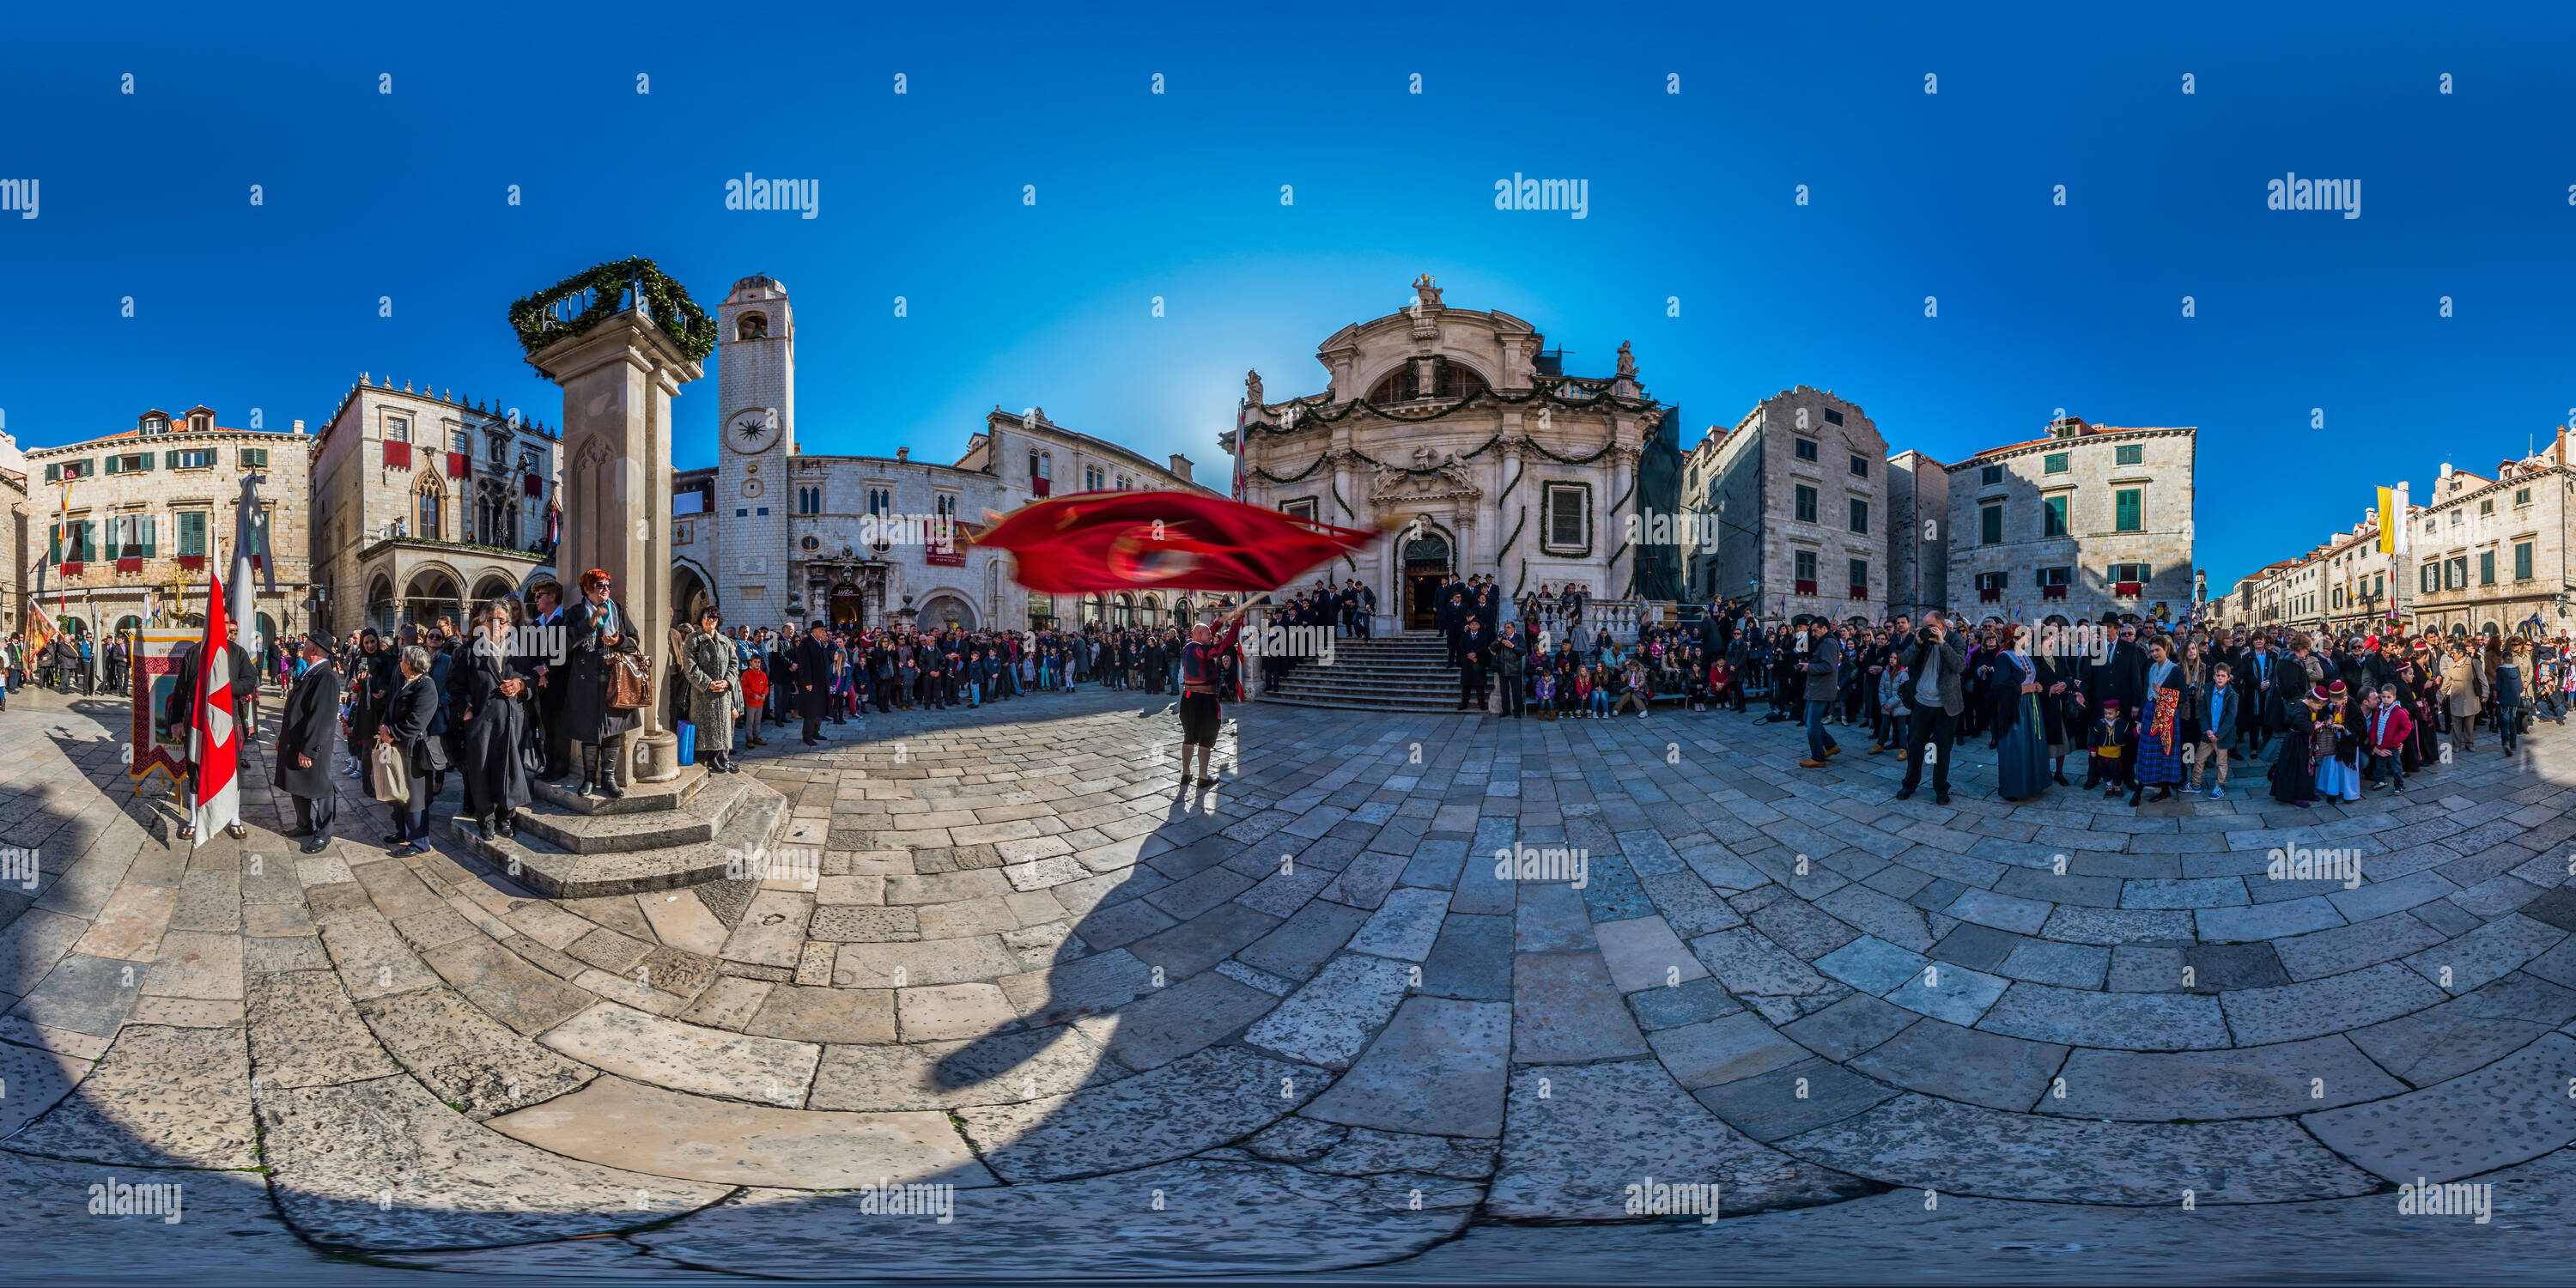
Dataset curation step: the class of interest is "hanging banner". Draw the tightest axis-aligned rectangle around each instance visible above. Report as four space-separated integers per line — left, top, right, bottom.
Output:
130 627 197 792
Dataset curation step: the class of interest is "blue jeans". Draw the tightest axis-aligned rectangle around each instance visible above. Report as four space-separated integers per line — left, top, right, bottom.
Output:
1806 700 1840 759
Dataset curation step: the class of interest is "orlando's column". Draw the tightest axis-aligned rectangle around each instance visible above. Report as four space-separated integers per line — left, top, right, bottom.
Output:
516 260 710 783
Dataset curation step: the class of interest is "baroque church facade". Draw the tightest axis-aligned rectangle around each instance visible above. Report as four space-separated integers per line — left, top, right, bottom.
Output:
1225 276 1682 629
692 276 1212 633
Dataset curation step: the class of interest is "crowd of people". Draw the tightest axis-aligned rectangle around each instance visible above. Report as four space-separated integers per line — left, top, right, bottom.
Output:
1427 594 2570 811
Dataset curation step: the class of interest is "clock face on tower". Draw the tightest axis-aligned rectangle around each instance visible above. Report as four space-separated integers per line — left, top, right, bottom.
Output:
728 408 781 454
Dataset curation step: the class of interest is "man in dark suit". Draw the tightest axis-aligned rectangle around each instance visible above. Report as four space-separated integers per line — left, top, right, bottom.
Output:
276 636 342 853
1456 618 1492 712
2087 617 2146 715
794 621 835 744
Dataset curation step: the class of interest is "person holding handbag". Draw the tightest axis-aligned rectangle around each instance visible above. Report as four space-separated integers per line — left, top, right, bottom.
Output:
377 645 439 855
562 568 642 799
456 600 536 839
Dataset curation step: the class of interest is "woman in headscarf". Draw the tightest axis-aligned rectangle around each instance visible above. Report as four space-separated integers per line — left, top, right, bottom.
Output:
2132 637 2190 805
1991 624 2050 801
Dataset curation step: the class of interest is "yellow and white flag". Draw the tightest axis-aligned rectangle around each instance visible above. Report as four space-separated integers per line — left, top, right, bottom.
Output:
2379 483 2410 555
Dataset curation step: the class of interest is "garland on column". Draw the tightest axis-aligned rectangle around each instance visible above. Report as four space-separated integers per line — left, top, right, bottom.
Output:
508 258 720 379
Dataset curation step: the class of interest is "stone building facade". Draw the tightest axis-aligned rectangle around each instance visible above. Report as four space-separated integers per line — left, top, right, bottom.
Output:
18 406 313 647
307 378 561 635
1693 387 1888 623
1228 276 1680 629
1886 448 1949 622
1939 416 2196 625
2402 433 2576 637
702 276 1210 633
0 433 26 638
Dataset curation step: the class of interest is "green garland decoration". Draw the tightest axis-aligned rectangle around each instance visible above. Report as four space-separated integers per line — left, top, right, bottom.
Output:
1331 480 1354 520
1249 453 1332 485
1497 464 1523 503
509 258 719 379
1237 375 1658 437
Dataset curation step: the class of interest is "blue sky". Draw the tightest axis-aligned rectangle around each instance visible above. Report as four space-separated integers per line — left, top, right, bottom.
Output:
4 1 2573 590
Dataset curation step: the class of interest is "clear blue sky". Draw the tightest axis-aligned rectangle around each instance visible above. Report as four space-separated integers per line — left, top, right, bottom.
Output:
4 1 2573 591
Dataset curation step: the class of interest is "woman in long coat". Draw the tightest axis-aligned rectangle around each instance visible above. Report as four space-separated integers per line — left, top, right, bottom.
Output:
378 645 440 854
680 609 741 774
2441 643 2485 752
455 599 534 838
562 568 641 799
2133 638 2190 805
2034 649 2079 786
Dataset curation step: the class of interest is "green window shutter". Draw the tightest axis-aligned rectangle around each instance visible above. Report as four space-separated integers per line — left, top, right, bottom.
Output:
164 450 178 470
137 451 153 471
141 515 156 558
104 455 119 475
79 521 96 562
43 463 59 483
46 526 59 562
2114 489 2143 532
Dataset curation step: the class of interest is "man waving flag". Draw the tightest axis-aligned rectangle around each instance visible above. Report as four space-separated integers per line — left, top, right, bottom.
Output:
184 568 243 847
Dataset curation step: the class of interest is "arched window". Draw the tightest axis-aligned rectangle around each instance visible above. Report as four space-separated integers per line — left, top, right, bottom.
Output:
738 312 768 341
1116 593 1135 628
1367 358 1490 404
1140 594 1160 628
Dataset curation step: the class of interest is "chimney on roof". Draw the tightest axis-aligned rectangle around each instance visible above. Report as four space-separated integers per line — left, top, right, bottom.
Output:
292 420 305 434
1168 453 1193 483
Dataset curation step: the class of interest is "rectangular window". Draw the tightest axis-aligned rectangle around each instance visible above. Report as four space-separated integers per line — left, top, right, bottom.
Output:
1980 502 2003 545
2516 541 2535 580
1794 550 1817 581
2043 452 2069 474
1849 453 1868 477
386 416 410 442
168 448 213 470
755 507 769 516
2517 487 2532 506
1848 496 1868 534
1976 571 2007 592
1823 408 1844 425
1795 484 1817 523
2042 493 2069 538
2481 499 2494 515
2449 556 2469 589
2480 550 2496 584
1795 437 1819 462
1980 465 2003 485
1848 557 1868 594
2038 566 2071 586
178 511 208 556
2114 488 2143 532
1543 483 1589 552
2419 564 2437 592
240 447 269 468
2115 444 2143 466
1281 498 1319 522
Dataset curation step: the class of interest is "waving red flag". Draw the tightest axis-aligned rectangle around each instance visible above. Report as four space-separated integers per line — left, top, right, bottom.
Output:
975 491 1380 593
187 568 242 845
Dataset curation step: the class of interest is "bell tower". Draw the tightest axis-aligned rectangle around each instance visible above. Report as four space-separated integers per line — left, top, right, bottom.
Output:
714 276 797 623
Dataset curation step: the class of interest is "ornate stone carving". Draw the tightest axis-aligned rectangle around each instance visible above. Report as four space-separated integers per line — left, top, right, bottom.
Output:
1370 449 1482 507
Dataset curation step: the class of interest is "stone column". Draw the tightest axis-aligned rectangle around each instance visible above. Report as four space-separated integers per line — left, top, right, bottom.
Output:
530 308 703 783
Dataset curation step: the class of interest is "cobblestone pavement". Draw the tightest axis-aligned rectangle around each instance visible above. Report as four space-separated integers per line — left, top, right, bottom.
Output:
3 678 2574 1281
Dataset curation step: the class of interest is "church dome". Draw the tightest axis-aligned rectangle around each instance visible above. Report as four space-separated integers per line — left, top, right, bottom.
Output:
728 275 787 301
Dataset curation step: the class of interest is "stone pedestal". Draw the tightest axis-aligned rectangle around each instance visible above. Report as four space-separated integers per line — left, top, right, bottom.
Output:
529 308 702 783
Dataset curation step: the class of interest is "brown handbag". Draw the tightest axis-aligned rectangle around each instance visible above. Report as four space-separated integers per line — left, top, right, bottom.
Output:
608 650 653 710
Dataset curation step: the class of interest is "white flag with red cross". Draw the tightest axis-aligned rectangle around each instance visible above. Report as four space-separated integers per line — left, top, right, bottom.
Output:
188 568 241 844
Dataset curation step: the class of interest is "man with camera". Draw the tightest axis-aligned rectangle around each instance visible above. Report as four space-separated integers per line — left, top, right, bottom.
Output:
1894 610 1968 804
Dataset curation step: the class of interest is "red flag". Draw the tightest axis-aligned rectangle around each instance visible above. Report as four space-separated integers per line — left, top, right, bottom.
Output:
975 491 1378 593
188 567 241 844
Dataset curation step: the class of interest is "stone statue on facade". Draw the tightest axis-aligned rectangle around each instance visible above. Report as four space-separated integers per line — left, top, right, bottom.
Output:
1244 369 1263 407
1616 341 1637 378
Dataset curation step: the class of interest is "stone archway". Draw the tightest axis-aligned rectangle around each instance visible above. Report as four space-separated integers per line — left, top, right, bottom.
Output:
918 592 975 631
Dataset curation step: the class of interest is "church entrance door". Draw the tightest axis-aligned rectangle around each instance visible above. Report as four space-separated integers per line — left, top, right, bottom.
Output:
1400 532 1452 631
